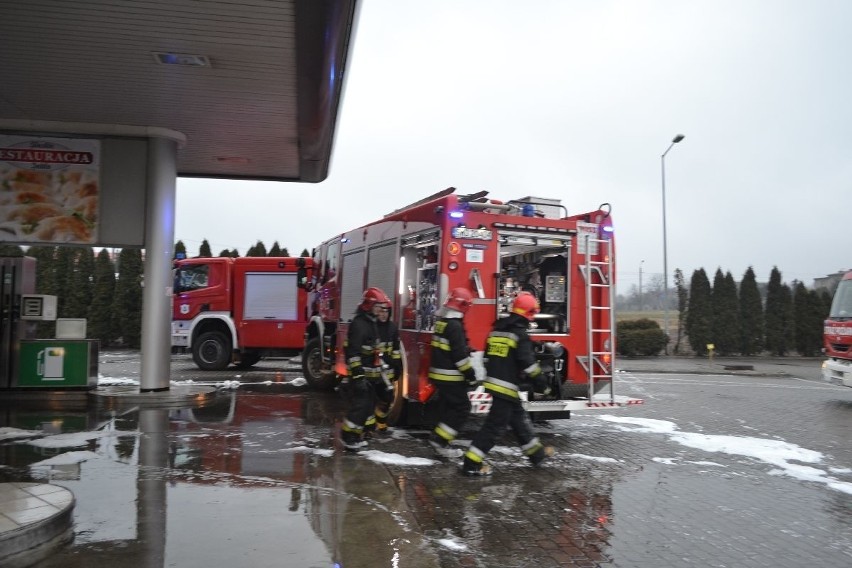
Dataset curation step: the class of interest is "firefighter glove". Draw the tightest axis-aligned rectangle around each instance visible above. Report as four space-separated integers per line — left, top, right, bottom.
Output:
463 368 478 387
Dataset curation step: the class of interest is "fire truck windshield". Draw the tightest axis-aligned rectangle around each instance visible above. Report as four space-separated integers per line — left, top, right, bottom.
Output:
829 279 852 318
175 265 209 293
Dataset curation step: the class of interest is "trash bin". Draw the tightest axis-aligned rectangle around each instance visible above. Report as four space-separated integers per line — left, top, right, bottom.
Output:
17 340 99 388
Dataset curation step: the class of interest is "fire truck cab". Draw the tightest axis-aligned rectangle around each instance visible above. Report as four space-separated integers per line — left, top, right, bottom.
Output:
823 270 852 387
302 188 642 425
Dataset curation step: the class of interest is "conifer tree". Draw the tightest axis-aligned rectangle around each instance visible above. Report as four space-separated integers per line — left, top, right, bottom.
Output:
674 269 688 354
739 266 764 355
174 240 187 259
793 282 811 355
218 249 231 257
199 240 212 257
685 268 712 355
230 249 240 258
809 289 829 353
763 266 793 356
28 246 57 338
54 247 76 316
280 247 289 256
30 246 57 296
0 244 23 256
818 289 833 315
65 247 95 319
793 285 825 356
113 248 143 348
711 269 740 355
269 242 282 256
89 249 116 346
301 248 310 257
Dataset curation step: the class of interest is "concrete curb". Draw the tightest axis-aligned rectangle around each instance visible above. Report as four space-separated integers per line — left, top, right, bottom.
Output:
0 483 75 568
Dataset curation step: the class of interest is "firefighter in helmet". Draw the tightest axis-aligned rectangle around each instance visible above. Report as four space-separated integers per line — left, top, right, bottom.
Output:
427 287 477 458
364 299 402 435
340 286 392 450
462 291 554 475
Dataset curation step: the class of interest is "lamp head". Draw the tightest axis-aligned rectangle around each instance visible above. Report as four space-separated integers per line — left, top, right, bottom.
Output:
672 134 685 143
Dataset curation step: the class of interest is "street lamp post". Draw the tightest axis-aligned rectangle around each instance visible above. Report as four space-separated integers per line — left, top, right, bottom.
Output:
661 133 684 354
639 260 644 311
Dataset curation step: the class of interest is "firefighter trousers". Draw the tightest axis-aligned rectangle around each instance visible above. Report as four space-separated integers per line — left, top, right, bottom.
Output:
463 396 547 469
367 379 395 431
341 379 376 443
431 381 471 445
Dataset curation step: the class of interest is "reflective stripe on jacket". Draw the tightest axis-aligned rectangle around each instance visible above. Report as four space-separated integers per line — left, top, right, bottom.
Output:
428 316 473 383
483 313 541 401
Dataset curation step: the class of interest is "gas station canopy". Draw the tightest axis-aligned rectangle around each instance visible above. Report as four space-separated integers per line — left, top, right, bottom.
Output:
0 0 358 183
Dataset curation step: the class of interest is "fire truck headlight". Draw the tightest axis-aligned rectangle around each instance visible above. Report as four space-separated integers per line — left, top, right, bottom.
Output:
448 261 459 271
449 210 464 219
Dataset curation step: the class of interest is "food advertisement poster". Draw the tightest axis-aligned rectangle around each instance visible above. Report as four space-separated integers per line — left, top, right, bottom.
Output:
0 135 101 245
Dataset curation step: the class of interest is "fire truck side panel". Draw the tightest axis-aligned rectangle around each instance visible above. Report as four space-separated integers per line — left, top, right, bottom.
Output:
234 273 303 349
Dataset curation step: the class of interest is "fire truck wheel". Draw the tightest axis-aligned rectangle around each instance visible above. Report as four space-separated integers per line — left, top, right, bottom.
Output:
302 338 336 389
192 331 232 371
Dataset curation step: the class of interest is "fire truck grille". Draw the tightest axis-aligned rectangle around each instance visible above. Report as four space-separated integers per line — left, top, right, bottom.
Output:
830 343 850 353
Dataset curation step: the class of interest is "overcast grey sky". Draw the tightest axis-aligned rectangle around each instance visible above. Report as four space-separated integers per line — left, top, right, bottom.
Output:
176 0 852 293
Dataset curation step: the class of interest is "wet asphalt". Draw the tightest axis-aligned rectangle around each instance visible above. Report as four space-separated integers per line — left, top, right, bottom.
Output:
1 351 850 568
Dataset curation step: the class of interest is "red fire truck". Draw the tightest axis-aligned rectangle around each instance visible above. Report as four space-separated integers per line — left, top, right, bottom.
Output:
301 187 642 425
172 256 313 370
823 270 852 387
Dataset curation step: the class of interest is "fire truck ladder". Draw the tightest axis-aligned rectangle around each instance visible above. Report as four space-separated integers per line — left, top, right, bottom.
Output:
577 234 615 400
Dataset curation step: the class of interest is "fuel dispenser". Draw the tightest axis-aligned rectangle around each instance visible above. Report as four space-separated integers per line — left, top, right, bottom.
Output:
1 256 36 388
1 256 98 390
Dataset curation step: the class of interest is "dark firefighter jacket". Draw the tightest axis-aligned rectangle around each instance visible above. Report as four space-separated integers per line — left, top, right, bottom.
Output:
344 310 381 380
483 313 542 401
376 318 402 379
428 312 475 383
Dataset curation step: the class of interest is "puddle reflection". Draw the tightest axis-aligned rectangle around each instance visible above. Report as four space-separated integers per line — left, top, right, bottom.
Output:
1 391 440 568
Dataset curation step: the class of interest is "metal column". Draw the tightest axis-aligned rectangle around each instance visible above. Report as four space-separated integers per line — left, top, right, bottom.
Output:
140 137 177 392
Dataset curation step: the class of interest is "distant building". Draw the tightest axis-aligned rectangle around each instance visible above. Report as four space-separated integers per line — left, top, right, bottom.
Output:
814 270 850 294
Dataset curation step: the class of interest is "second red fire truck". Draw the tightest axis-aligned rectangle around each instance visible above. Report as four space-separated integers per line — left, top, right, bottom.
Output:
172 256 314 370
302 187 643 426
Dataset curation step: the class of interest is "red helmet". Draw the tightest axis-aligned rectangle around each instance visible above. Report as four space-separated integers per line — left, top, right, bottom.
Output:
444 287 474 314
511 291 540 321
359 287 391 311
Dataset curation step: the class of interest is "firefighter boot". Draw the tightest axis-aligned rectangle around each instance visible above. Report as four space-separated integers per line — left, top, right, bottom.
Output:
529 446 555 467
461 460 492 477
428 433 463 459
461 447 492 476
341 421 367 451
363 414 377 440
342 434 367 451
